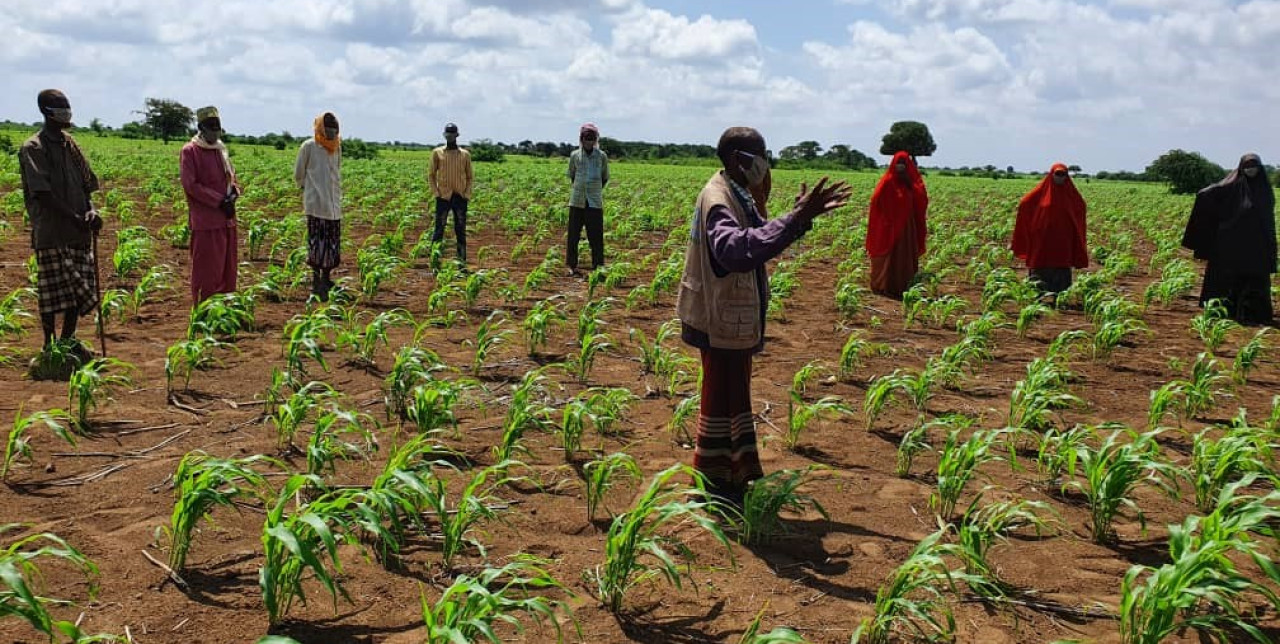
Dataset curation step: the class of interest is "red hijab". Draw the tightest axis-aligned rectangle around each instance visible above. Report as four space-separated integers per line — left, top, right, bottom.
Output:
1011 162 1088 269
866 151 928 257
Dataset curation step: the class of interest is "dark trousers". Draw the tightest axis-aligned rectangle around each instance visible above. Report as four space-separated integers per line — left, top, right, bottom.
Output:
432 195 468 260
567 206 604 270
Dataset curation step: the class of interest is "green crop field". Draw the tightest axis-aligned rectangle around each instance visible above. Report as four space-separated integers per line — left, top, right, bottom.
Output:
1 128 1279 643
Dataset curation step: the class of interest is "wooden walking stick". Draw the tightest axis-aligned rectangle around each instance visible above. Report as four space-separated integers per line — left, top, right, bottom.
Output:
92 229 107 358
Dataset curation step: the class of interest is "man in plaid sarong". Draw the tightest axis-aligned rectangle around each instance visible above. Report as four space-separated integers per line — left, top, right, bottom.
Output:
19 89 102 370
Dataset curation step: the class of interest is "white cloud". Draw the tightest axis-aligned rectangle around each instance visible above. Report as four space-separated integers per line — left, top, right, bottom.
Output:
1 0 1277 171
611 7 758 60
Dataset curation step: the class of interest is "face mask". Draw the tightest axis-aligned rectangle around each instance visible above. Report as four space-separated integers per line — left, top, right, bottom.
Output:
1053 173 1067 185
1243 167 1260 179
45 107 73 125
324 127 339 140
200 127 221 144
742 153 769 188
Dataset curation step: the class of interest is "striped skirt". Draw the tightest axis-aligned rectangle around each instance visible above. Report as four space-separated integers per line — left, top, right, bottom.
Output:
693 347 763 494
307 216 342 270
35 247 98 316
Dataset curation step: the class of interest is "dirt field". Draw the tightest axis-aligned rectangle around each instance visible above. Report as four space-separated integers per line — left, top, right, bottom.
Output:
2 155 1279 644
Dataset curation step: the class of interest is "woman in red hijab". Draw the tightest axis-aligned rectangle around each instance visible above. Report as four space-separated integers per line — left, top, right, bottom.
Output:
1011 163 1088 293
866 151 928 298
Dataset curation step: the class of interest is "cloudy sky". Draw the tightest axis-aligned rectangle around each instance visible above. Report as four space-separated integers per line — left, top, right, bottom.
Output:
2 0 1277 172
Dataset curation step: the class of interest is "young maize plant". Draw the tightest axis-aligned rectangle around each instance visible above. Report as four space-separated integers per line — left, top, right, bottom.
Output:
111 225 154 277
1 407 74 481
1159 352 1230 422
954 497 1056 598
0 287 34 340
1046 328 1089 363
1189 425 1276 513
1066 428 1183 544
930 429 1010 521
583 452 643 521
850 528 974 644
335 308 413 368
383 346 448 419
188 291 257 340
343 434 456 566
1090 317 1148 360
1014 301 1052 337
67 357 136 431
403 378 469 437
164 451 277 572
164 335 233 393
464 310 513 376
418 556 575 644
1006 356 1081 431
522 296 566 356
495 369 556 463
259 475 358 625
423 463 518 570
667 394 700 445
576 297 612 342
571 331 612 384
930 337 990 389
789 361 826 401
1141 257 1197 307
1267 395 1280 432
863 367 932 429
1231 327 1270 386
836 330 893 382
305 407 377 478
356 246 405 299
1 524 119 643
1190 299 1239 354
785 394 852 451
895 422 931 478
268 381 338 450
1119 508 1280 644
1035 424 1097 486
729 468 829 545
281 309 339 380
630 318 679 373
121 264 173 322
591 463 733 613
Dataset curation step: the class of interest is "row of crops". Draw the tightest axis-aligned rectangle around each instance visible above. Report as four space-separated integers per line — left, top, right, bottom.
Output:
1 134 1279 643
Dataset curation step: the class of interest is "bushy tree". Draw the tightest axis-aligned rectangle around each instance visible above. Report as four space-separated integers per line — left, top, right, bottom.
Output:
0 133 13 155
342 137 379 160
468 138 506 163
825 144 879 170
1145 149 1226 194
140 98 194 144
880 120 937 158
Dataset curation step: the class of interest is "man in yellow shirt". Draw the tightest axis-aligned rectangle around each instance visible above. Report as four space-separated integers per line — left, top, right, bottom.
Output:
428 122 473 265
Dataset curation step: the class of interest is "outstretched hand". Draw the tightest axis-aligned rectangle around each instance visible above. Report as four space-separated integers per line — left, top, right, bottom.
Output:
792 176 853 223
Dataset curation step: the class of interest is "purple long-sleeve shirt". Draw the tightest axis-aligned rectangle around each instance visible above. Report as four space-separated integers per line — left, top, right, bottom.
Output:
682 203 812 350
705 205 810 276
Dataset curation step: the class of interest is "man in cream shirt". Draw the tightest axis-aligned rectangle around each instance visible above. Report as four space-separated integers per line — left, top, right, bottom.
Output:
294 112 342 301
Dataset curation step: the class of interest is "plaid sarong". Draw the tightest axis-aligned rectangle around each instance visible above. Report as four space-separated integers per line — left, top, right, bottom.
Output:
36 246 98 316
307 216 342 270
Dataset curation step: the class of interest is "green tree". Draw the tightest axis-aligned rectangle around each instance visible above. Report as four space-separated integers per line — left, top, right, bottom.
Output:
825 144 878 170
879 120 937 158
1145 149 1226 195
140 98 194 144
468 138 506 163
89 118 105 136
342 137 379 160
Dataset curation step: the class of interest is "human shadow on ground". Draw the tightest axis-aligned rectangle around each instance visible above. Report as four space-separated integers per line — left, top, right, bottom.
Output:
738 516 909 605
616 599 728 644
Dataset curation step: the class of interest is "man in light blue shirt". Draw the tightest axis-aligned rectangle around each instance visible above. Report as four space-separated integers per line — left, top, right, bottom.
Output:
566 122 610 275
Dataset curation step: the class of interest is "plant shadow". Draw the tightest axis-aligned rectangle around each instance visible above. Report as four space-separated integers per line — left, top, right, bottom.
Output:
616 599 728 643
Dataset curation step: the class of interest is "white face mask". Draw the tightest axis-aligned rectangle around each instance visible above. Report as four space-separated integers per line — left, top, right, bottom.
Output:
45 107 73 126
743 153 769 188
1243 167 1260 179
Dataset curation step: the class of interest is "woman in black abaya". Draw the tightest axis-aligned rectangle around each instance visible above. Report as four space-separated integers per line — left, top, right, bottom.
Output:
1182 153 1276 325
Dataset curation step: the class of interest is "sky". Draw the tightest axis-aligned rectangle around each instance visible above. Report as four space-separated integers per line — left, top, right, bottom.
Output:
2 0 1277 172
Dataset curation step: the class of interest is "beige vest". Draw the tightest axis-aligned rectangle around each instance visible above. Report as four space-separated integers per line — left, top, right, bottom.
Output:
676 171 767 350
